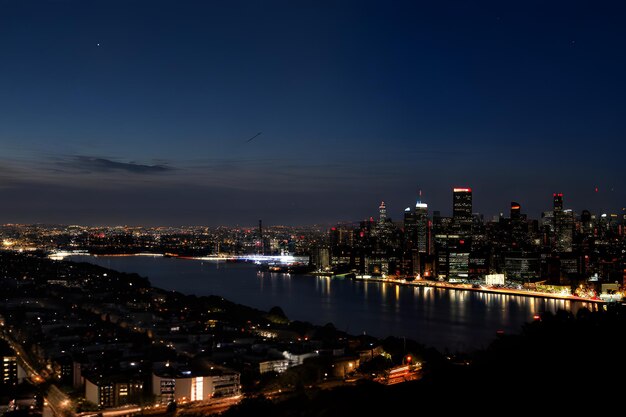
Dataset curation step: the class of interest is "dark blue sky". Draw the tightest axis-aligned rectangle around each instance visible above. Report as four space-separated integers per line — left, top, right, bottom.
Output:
1 0 624 226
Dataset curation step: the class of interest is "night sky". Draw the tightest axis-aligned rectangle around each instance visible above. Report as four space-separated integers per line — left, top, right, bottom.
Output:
1 1 625 226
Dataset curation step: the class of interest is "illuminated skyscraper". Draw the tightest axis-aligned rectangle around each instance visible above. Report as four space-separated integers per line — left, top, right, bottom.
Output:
403 192 432 276
379 201 387 222
511 202 521 220
415 201 430 254
452 187 472 236
435 235 469 281
404 196 430 255
403 207 418 276
509 201 528 247
553 193 573 252
404 207 416 247
553 193 563 211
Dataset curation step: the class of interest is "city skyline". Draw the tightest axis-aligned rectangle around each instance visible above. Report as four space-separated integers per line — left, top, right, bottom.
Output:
0 186 620 227
1 1 625 225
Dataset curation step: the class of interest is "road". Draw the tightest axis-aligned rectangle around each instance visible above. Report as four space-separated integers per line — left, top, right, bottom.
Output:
0 328 45 381
1 328 75 417
177 396 242 416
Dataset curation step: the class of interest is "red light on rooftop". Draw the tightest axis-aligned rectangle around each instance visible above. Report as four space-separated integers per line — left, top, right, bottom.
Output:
511 205 520 210
459 239 465 245
453 187 472 193
533 315 541 321
331 227 336 231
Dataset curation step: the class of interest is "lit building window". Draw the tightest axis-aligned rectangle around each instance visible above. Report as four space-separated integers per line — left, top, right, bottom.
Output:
191 377 203 401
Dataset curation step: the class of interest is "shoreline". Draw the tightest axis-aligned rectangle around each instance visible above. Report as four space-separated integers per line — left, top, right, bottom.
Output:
353 275 605 304
60 251 605 304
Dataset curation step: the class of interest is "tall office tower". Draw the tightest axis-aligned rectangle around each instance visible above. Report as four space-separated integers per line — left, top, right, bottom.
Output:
415 201 430 254
379 201 387 222
311 247 330 271
580 210 594 237
452 187 473 236
404 207 417 248
553 193 564 211
329 224 354 250
403 193 432 276
557 210 574 252
434 235 469 281
453 188 472 219
403 207 418 276
509 201 528 247
552 193 563 244
553 193 573 252
511 202 521 220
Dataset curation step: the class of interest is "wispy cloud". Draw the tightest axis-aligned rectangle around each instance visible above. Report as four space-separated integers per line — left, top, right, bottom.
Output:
2 148 455 194
56 156 175 174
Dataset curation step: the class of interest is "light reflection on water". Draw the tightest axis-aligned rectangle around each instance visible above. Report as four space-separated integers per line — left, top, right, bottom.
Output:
69 255 597 351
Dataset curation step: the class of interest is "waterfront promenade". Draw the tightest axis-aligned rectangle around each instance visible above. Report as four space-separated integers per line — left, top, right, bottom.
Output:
353 275 605 304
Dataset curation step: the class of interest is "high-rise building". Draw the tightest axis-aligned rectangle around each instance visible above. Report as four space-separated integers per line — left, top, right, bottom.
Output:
415 201 430 254
453 188 472 219
553 193 573 252
311 247 330 271
511 202 521 220
580 210 594 237
504 251 540 282
452 187 472 236
433 189 472 281
556 210 574 252
403 207 417 247
379 201 387 222
403 195 431 277
509 201 528 247
374 201 397 249
434 234 469 281
553 193 564 211
329 224 355 263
